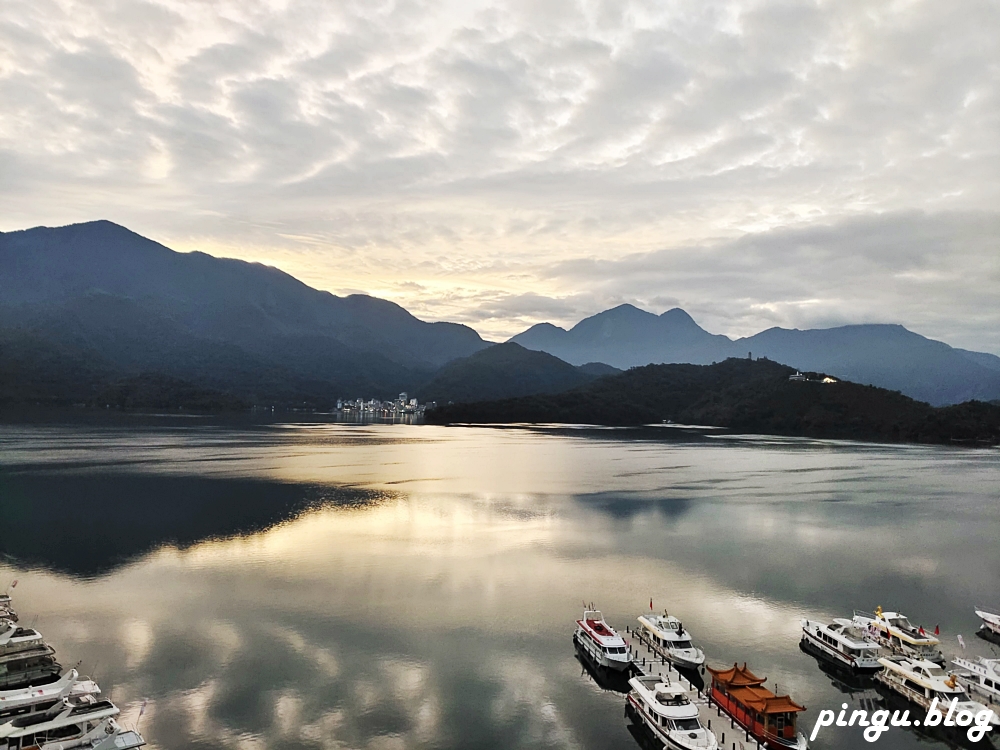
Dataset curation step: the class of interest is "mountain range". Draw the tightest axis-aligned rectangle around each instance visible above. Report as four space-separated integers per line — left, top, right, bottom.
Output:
1 220 999 410
510 305 1000 406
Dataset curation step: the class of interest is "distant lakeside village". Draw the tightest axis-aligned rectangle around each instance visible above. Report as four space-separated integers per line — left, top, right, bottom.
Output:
336 392 435 417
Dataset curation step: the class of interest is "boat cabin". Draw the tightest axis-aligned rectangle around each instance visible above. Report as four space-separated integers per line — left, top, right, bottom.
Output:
708 663 805 746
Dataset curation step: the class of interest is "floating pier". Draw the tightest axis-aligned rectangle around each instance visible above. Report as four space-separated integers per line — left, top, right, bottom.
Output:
623 623 765 750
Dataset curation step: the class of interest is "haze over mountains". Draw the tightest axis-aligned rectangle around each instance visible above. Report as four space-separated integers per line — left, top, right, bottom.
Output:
1 220 999 410
510 304 1000 406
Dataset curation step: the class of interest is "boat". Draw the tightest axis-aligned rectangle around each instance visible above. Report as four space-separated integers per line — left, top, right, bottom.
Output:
625 674 719 750
799 617 882 672
952 656 1000 714
852 607 944 665
0 595 16 624
0 645 61 691
0 623 48 658
0 668 101 720
976 609 1000 638
573 609 632 672
875 656 999 725
706 662 807 749
636 612 705 669
0 698 145 749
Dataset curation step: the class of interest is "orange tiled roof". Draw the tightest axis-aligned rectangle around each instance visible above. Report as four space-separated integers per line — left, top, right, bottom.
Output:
728 685 806 714
707 662 766 687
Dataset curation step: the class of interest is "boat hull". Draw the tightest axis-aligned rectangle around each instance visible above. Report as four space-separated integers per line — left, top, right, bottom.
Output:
573 632 631 672
800 628 882 672
625 695 717 750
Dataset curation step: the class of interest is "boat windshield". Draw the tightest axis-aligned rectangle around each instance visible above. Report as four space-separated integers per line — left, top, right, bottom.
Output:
923 666 946 678
889 617 912 630
672 640 693 649
673 718 701 731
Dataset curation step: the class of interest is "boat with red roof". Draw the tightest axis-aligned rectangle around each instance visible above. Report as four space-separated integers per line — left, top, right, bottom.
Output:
573 608 632 672
707 662 807 749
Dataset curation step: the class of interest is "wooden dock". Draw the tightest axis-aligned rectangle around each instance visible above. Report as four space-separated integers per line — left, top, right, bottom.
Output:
622 623 765 750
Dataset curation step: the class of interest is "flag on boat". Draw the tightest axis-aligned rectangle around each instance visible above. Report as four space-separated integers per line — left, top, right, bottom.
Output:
958 634 966 649
934 624 940 636
650 598 653 611
919 626 926 635
139 698 148 717
9 580 16 589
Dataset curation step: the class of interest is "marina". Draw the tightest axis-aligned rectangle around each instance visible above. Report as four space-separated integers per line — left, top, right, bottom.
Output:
0 595 145 750
874 655 999 724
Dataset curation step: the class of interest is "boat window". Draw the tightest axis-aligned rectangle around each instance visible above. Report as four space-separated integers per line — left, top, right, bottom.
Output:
890 617 912 629
923 666 945 677
673 718 700 731
985 679 995 689
829 624 842 632
674 640 692 649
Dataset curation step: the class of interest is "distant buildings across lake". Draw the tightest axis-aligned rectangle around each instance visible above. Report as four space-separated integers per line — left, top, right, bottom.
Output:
337 392 435 417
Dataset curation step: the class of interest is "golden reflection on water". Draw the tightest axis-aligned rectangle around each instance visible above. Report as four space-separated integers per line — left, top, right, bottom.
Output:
1 423 998 750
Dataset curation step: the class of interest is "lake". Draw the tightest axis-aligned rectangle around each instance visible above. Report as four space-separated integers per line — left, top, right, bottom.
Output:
1 419 998 750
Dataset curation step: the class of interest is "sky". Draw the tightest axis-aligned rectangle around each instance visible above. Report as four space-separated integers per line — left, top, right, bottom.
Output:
1 0 998 352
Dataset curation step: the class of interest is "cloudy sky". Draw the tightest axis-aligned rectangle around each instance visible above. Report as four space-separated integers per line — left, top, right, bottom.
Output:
2 0 998 351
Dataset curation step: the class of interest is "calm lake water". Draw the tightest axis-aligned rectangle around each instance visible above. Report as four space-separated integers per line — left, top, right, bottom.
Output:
1 420 998 750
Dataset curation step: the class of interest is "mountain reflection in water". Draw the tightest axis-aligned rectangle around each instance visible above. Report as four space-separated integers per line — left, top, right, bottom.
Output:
0 421 997 750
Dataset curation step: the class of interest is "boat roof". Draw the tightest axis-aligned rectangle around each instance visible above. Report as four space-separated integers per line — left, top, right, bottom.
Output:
0 700 118 737
823 619 879 648
879 657 961 688
629 676 698 717
638 615 689 638
976 610 1000 625
709 663 805 714
953 657 1000 678
0 670 99 708
0 644 56 665
577 617 625 646
708 663 766 687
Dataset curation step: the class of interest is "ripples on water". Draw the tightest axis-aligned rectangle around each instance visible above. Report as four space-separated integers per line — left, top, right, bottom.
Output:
0 421 998 750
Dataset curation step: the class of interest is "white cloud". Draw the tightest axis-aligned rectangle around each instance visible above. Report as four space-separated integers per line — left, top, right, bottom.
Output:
1 0 998 350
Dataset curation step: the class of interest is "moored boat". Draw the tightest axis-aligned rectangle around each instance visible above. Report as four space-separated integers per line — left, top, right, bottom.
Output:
0 668 101 720
976 609 1000 638
0 645 61 691
852 607 944 665
952 656 1000 714
637 612 705 669
875 656 999 725
0 699 146 749
573 609 632 672
706 662 807 749
0 595 16 624
800 617 882 672
625 674 719 750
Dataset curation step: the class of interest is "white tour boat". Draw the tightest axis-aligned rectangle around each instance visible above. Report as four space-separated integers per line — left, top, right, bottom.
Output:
800 618 882 671
0 699 145 749
0 668 101 721
626 674 719 750
976 609 1000 638
852 607 944 664
952 656 1000 713
573 610 632 672
875 656 1000 725
637 612 705 669
0 623 47 658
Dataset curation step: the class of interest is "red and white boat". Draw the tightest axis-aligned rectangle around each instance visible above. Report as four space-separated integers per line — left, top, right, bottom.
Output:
573 609 632 672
